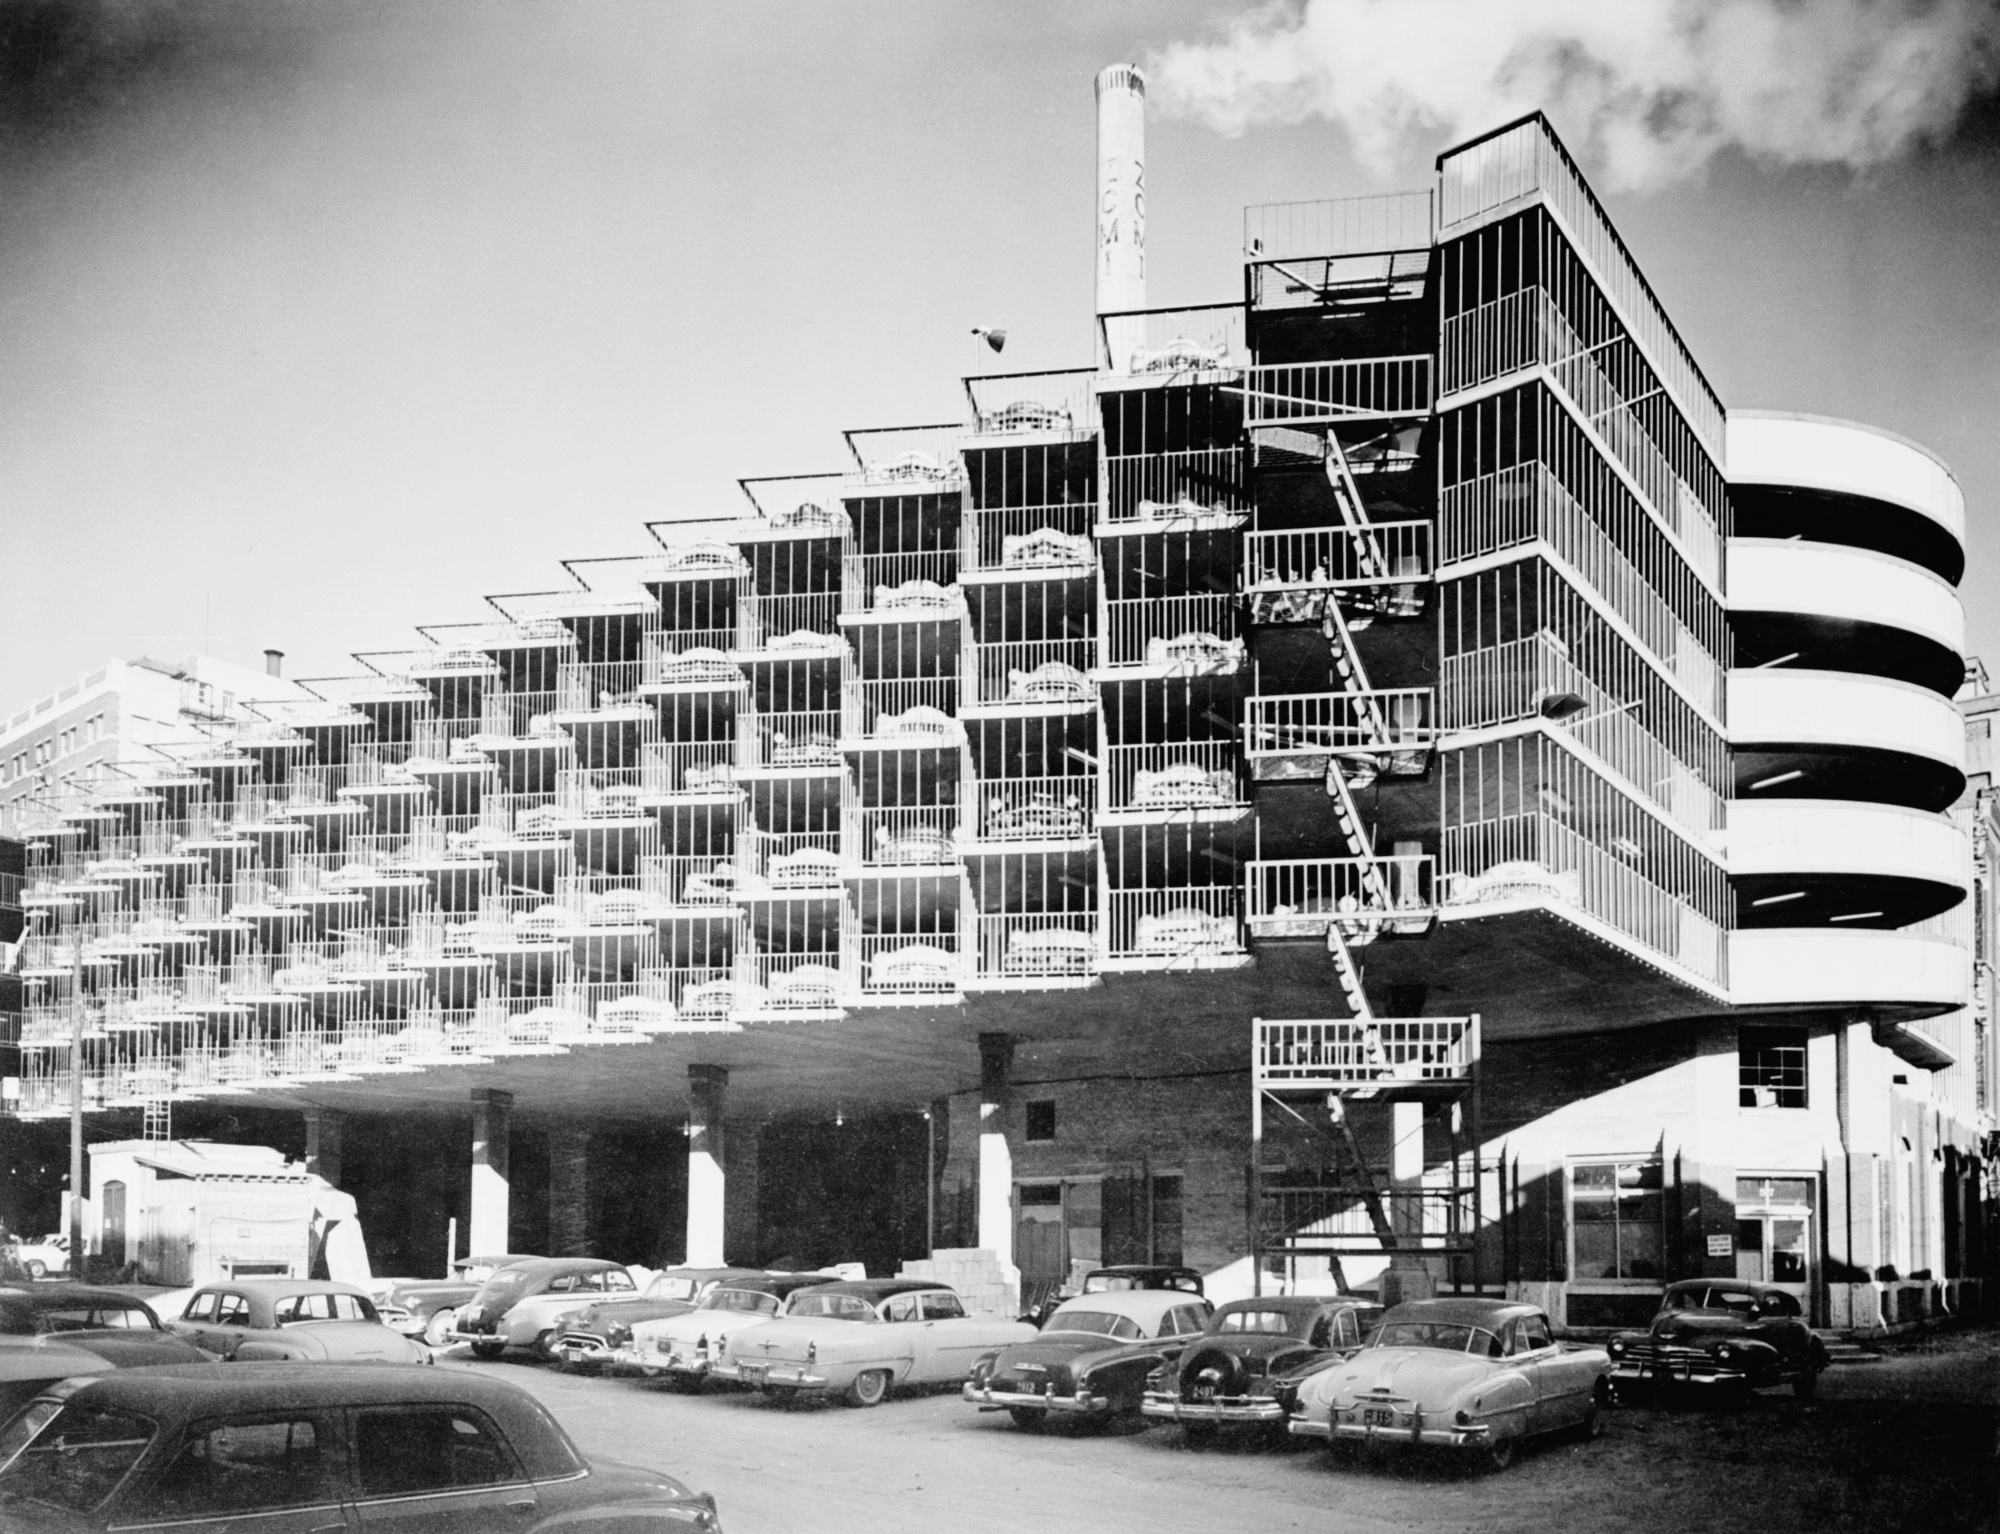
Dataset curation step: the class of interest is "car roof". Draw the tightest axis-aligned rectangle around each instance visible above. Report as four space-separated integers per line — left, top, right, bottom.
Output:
1664 1278 1791 1298
199 1280 370 1297
1088 1265 1201 1280
0 1285 153 1310
1052 1290 1198 1322
798 1279 941 1301
659 1267 763 1282
46 1362 533 1414
1378 1298 1544 1328
1215 1295 1373 1317
491 1258 622 1278
724 1275 839 1297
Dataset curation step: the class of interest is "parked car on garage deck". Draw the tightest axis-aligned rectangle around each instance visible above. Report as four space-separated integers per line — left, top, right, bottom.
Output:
450 1257 637 1359
1607 1280 1828 1398
1289 1298 1611 1471
554 1267 767 1371
965 1289 1213 1427
1 1236 70 1281
0 1286 209 1374
616 1274 840 1387
1140 1294 1382 1443
0 1363 723 1530
167 1279 430 1365
1023 1263 1206 1326
711 1280 1036 1406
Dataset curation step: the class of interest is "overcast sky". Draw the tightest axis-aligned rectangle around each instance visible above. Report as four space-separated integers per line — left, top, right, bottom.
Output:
1 0 1996 705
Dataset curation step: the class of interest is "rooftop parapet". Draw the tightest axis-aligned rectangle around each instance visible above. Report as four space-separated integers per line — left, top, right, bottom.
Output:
1243 189 1434 263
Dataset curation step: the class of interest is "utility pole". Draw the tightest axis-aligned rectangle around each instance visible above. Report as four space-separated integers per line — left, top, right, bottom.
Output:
68 919 83 1278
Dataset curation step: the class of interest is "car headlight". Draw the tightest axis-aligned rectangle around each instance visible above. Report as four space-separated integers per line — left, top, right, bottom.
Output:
1608 1339 1625 1356
1715 1344 1737 1363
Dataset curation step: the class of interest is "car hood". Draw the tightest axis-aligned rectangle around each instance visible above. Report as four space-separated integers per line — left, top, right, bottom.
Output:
1185 1333 1312 1366
54 1331 209 1370
1310 1347 1496 1407
1651 1312 1753 1341
568 1299 696 1336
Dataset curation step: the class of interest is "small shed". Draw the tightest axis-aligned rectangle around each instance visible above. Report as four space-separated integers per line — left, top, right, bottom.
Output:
85 1140 371 1287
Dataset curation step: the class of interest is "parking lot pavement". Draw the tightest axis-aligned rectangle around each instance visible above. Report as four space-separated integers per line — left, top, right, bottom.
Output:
432 1349 1999 1534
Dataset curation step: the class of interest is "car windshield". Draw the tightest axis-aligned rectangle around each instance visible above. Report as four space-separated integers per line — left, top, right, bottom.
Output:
39 1306 156 1332
649 1276 702 1302
1668 1287 1760 1315
1217 1310 1295 1335
705 1289 780 1315
1373 1322 1504 1357
785 1293 877 1321
1046 1309 1142 1339
0 1400 157 1514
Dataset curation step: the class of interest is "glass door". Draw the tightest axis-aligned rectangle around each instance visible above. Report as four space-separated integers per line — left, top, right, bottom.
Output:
1734 1176 1814 1316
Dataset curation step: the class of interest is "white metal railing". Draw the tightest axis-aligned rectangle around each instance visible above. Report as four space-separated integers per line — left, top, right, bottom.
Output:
1102 596 1239 669
1442 811 1725 986
1104 886 1243 963
968 776 1094 842
852 931 966 1000
1245 856 1435 925
740 710 844 770
1102 448 1246 521
1244 690 1436 762
1255 1014 1476 1089
478 692 563 739
972 912 1098 986
1436 116 1726 458
1439 462 1724 717
738 593 843 649
1441 634 1722 837
964 369 1097 438
1237 357 1434 426
842 677 965 740
1105 742 1244 814
965 503 1096 572
1244 521 1431 590
1098 303 1246 377
846 805 961 868
1244 190 1435 261
843 551 962 614
971 641 1098 707
639 740 738 795
556 661 647 712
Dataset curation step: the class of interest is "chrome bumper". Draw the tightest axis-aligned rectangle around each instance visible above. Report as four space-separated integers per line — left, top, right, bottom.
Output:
612 1346 708 1376
1290 1413 1491 1449
709 1359 829 1390
555 1335 619 1364
962 1382 1108 1414
1613 1352 1743 1386
1139 1392 1285 1425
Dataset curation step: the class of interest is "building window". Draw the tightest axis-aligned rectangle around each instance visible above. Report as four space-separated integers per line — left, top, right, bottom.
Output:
1740 1027 1808 1108
1024 1100 1056 1142
1570 1160 1665 1281
1149 1174 1183 1267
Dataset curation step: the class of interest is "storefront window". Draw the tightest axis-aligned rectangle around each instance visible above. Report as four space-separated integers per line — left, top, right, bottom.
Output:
1570 1159 1665 1281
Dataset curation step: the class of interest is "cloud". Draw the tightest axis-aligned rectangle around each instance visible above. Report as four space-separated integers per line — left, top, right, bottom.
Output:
1146 0 2000 190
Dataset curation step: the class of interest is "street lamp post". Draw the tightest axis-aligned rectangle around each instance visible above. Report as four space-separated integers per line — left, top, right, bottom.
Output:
68 919 83 1277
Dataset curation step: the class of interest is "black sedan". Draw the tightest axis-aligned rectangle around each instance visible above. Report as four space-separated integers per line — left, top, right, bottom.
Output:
1140 1295 1381 1444
1608 1280 1829 1398
0 1287 210 1372
0 1363 722 1530
966 1290 1214 1427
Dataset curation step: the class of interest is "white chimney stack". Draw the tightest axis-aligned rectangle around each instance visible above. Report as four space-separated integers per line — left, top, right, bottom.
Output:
1094 63 1146 316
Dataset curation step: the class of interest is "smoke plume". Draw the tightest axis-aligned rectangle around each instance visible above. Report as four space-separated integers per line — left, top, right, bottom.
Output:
1147 0 2000 190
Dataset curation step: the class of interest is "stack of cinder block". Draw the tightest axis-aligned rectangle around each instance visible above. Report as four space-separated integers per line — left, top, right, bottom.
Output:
898 1247 1020 1316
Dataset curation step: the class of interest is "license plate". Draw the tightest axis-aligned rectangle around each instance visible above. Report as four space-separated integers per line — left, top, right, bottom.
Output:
1363 1408 1395 1428
562 1348 585 1362
740 1363 768 1383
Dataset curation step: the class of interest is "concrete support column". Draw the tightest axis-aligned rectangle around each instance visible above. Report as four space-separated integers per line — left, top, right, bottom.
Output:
687 1067 728 1268
723 1118 760 1266
1383 1099 1435 1306
469 1089 513 1257
549 1128 593 1257
978 1033 1014 1267
303 1107 344 1188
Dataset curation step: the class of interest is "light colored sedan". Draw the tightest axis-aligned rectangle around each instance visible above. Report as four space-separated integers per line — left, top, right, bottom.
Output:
449 1257 638 1358
710 1279 1036 1407
617 1275 840 1387
167 1278 431 1365
1289 1298 1611 1470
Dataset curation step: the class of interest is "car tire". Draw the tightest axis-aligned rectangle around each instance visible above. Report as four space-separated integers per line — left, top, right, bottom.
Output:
1182 1422 1219 1449
1575 1385 1609 1441
423 1311 456 1348
1481 1435 1518 1472
532 1330 559 1364
1793 1369 1819 1399
844 1369 891 1408
24 1260 44 1281
1007 1407 1046 1431
470 1340 506 1360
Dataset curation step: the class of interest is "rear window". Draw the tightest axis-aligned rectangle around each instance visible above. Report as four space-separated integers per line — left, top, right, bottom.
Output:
1045 1309 1142 1340
651 1276 703 1302
787 1293 876 1321
40 1305 158 1332
0 1400 156 1514
475 1271 534 1310
707 1289 780 1315
274 1293 376 1324
1217 1310 1295 1335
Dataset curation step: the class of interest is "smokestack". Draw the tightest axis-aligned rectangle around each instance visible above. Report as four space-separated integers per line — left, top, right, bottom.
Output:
264 649 284 678
1094 63 1146 316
